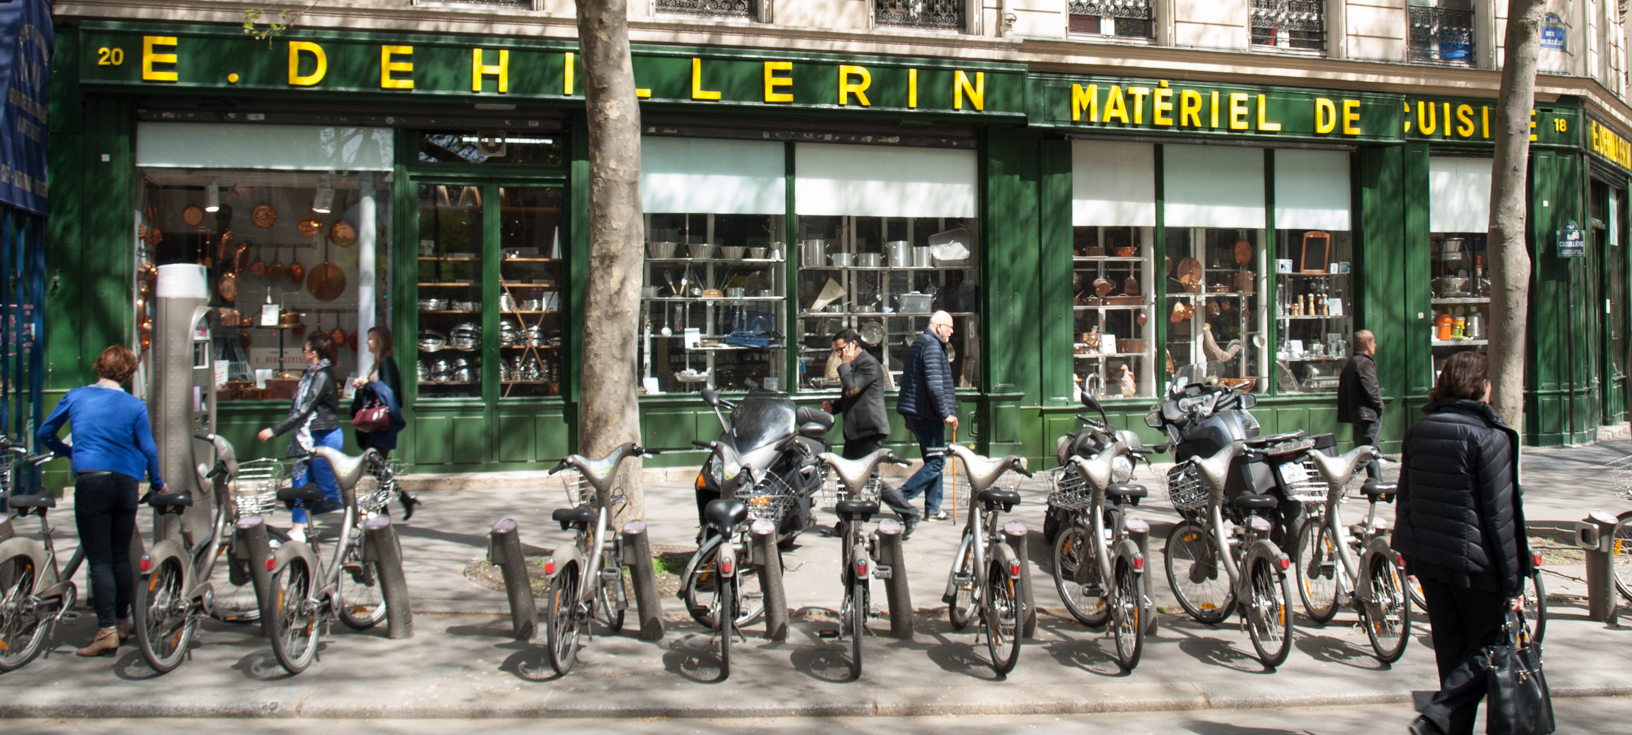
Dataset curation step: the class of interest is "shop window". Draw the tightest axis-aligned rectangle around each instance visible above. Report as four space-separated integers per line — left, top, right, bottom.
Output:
1408 0 1476 66
1251 0 1327 52
1068 1 1156 39
1071 141 1158 399
1428 156 1493 379
498 188 565 398
640 137 787 394
417 131 562 166
792 143 980 393
417 185 486 399
1272 149 1354 394
137 169 393 403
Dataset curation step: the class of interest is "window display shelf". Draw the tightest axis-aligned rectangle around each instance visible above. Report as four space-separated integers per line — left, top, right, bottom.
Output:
647 257 783 264
1075 351 1147 358
1073 304 1150 311
646 296 782 302
1431 296 1490 305
419 310 482 315
1173 291 1256 298
419 256 479 262
1282 355 1347 362
1277 314 1347 320
798 311 975 318
500 258 561 263
1073 256 1143 262
1280 272 1349 278
798 265 970 271
1433 339 1488 347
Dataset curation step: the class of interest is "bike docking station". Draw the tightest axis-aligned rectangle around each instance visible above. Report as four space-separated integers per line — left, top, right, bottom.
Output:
1003 521 1038 638
234 515 275 638
750 519 789 642
875 519 913 640
364 514 414 639
1575 510 1621 625
621 520 665 641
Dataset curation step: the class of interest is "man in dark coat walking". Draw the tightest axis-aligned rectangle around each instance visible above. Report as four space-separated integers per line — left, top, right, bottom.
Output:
827 328 921 536
896 311 957 520
1337 329 1386 480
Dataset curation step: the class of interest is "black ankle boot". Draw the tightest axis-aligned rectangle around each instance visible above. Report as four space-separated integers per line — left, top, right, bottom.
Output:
400 493 421 521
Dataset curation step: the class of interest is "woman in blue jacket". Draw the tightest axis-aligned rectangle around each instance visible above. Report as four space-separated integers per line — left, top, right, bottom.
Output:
349 326 416 518
37 345 165 657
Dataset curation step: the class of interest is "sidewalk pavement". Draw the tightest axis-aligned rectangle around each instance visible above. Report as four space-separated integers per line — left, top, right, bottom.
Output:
3 436 1631 719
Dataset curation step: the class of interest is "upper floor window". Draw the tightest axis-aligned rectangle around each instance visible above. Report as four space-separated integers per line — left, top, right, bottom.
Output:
1068 0 1155 39
875 0 965 30
1251 0 1326 52
655 0 757 19
1408 1 1476 66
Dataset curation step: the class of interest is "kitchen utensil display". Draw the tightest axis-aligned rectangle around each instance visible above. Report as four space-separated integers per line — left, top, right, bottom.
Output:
1123 275 1139 295
232 241 251 272
329 315 345 347
687 243 716 259
1177 257 1202 286
810 277 847 312
829 253 854 267
748 247 768 259
648 241 679 258
886 240 911 268
329 221 357 248
249 247 266 276
898 292 932 313
1092 277 1114 297
801 239 830 267
252 204 278 229
911 247 933 268
288 253 305 284
1136 310 1148 325
267 245 286 281
1114 246 1136 257
1232 272 1255 293
719 245 747 259
238 332 253 350
182 206 204 227
1234 239 1253 266
860 321 886 345
419 329 448 352
297 215 322 238
1170 300 1195 322
857 253 881 267
307 236 346 301
218 271 238 302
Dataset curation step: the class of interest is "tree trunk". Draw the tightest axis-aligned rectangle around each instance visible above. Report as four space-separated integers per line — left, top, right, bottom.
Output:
576 0 646 523
1487 0 1546 430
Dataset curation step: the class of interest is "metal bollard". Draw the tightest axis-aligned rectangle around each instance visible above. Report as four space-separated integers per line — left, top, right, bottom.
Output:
621 520 665 641
875 519 913 640
1575 511 1621 624
489 518 536 641
751 519 789 642
1003 521 1037 638
364 515 414 639
234 515 274 638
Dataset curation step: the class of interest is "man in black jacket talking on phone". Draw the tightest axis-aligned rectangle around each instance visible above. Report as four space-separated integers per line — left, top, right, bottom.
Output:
827 328 921 537
1337 329 1385 480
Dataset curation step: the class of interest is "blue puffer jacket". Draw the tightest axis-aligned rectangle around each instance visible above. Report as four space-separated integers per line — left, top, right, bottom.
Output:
897 330 955 421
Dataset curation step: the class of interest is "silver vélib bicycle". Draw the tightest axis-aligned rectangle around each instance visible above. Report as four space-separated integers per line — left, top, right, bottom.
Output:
942 444 1033 675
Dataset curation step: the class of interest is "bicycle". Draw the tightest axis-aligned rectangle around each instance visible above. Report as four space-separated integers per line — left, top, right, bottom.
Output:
941 444 1033 675
0 445 66 672
1164 441 1297 669
1050 437 1163 671
538 442 655 676
679 438 800 634
815 448 910 681
265 446 407 674
1291 445 1412 663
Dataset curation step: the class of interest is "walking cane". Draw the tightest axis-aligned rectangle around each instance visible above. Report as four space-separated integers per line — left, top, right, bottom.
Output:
950 425 957 524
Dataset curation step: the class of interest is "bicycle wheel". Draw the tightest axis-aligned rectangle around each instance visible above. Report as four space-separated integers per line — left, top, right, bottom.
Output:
336 542 387 631
716 575 735 680
595 555 626 634
846 578 866 681
133 555 196 673
545 563 582 676
268 558 319 674
681 536 764 630
1052 522 1107 627
1360 550 1410 664
202 538 260 623
1293 519 1341 624
984 560 1022 675
1524 569 1547 648
1611 512 1632 603
1244 554 1294 669
1165 522 1234 624
948 532 978 631
1111 557 1145 671
1407 575 1427 611
0 554 48 672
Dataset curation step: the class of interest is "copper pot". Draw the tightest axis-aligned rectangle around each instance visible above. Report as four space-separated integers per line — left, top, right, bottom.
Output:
288 257 305 284
267 246 285 281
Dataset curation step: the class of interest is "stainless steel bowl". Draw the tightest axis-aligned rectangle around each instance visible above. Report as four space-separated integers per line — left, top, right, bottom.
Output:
688 243 717 259
719 246 747 259
748 247 768 259
647 241 679 258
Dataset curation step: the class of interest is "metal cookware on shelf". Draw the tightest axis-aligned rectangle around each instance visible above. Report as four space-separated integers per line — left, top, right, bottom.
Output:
452 300 480 312
687 243 716 259
252 204 278 229
418 297 446 312
829 252 854 267
886 240 911 268
860 321 886 345
647 242 679 258
308 235 346 301
267 246 286 281
801 239 831 267
297 215 322 238
857 253 881 267
329 221 357 248
719 245 747 259
898 292 932 313
911 247 933 268
449 323 481 351
748 247 768 259
419 329 448 352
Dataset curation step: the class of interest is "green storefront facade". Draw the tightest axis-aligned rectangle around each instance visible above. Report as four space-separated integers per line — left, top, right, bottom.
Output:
40 20 1632 485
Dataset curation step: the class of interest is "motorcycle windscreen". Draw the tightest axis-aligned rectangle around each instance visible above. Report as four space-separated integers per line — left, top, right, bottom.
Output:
730 389 797 454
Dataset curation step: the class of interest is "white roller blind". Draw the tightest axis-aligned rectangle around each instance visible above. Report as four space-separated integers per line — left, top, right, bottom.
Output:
1429 156 1493 233
1163 144 1265 229
1072 141 1155 227
1274 149 1351 231
794 143 977 217
137 123 393 170
640 137 786 215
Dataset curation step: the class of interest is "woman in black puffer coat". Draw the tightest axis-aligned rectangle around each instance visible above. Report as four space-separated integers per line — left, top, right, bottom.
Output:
1393 350 1532 735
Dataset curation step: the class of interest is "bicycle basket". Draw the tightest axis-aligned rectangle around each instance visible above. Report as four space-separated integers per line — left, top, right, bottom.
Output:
1608 454 1632 500
737 470 798 524
356 458 406 514
1167 462 1208 512
232 458 286 517
1045 466 1092 511
1281 454 1329 504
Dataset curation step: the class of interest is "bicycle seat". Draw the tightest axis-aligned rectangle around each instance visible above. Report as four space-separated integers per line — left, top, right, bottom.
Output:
552 507 597 530
1234 493 1279 512
7 494 55 509
565 442 641 493
948 445 1023 492
819 451 885 495
1306 445 1376 491
1106 484 1148 499
1070 446 1122 492
834 499 880 522
977 488 1021 510
1361 481 1398 500
277 484 327 503
705 499 749 532
310 446 372 492
146 492 194 508
1191 442 1243 494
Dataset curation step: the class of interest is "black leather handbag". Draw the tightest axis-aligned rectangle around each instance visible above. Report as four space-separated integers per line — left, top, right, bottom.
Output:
1484 611 1555 735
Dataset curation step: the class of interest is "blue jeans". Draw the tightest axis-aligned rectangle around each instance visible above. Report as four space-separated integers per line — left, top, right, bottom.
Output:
1354 419 1382 481
290 427 343 525
898 416 947 514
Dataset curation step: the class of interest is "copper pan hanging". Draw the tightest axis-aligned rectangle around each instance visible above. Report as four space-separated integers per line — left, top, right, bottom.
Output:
287 246 305 284
218 270 238 303
234 242 252 272
329 313 346 348
267 244 286 281
307 236 346 301
249 246 266 277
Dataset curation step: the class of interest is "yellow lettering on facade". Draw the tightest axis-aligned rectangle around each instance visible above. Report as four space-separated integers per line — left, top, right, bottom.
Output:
1103 85 1129 124
564 52 574 95
1589 120 1632 170
1255 95 1280 132
1416 101 1437 135
380 46 413 90
1443 103 1452 137
1482 106 1490 139
1071 84 1098 123
763 61 793 103
142 36 177 82
692 58 721 100
1179 90 1202 127
636 88 650 98
908 68 918 109
1403 100 1413 134
1228 93 1249 130
1314 98 1337 134
1211 91 1221 129
1342 100 1362 135
954 71 984 111
1127 87 1150 125
287 41 326 86
1456 104 1476 138
1153 84 1174 126
472 49 508 93
1529 109 1538 142
838 65 871 106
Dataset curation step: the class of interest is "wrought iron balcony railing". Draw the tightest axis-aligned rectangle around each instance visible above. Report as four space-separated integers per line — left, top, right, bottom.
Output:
1409 7 1476 65
1068 0 1155 38
1250 0 1326 52
655 0 757 19
875 0 966 30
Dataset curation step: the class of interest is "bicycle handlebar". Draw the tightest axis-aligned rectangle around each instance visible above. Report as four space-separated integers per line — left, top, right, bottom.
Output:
1010 458 1034 479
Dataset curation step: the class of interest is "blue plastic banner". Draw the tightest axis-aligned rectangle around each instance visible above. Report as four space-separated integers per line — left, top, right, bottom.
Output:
0 0 52 215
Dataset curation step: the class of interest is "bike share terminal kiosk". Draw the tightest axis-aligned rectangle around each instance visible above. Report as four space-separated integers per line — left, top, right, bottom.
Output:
152 264 216 538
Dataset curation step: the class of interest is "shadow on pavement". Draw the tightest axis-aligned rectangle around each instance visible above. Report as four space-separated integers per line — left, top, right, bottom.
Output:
663 632 726 683
497 641 558 682
1163 621 1272 674
1184 719 1314 735
1293 632 1387 670
788 643 854 683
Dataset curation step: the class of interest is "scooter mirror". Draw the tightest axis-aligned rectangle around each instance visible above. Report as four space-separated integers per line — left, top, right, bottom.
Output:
1081 393 1103 411
700 385 720 407
1239 393 1257 409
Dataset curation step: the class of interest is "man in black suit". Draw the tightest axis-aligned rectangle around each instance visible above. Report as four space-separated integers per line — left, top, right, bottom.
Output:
1337 329 1386 480
828 328 921 537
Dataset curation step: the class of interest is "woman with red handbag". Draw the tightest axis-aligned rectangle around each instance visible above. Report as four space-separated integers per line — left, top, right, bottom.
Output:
350 326 417 518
